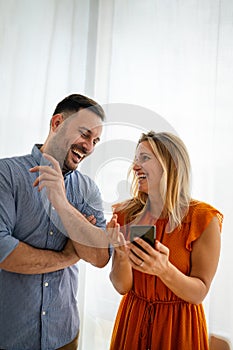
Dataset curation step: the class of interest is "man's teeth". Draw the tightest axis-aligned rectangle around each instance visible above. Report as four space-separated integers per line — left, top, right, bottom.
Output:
138 174 146 179
72 150 84 159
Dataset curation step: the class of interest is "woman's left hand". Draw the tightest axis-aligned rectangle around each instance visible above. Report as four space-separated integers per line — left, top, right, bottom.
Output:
129 238 170 276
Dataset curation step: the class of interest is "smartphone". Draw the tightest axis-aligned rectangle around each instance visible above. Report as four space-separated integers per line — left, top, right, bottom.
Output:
130 225 156 251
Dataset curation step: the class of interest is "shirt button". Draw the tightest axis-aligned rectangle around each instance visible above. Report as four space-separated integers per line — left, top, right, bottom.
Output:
49 231 53 236
42 311 46 316
44 282 49 287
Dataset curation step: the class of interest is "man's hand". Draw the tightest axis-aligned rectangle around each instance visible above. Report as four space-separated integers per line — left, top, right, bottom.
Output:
84 214 97 226
30 153 68 210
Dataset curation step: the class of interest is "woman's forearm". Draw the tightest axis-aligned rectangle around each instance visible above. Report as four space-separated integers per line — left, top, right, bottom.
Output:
110 249 133 295
159 262 209 304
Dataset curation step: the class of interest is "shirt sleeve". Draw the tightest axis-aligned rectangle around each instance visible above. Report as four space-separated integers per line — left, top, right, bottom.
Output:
0 161 19 262
83 181 106 229
78 174 106 230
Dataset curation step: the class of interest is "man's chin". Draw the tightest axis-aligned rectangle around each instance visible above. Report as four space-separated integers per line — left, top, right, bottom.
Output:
62 161 79 174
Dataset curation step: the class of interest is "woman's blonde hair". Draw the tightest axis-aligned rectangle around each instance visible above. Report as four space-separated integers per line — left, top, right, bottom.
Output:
113 131 191 232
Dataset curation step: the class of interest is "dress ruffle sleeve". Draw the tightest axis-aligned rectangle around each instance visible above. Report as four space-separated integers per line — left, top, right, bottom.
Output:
185 201 223 252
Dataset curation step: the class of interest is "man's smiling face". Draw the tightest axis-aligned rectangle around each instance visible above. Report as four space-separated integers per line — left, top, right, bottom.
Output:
46 108 103 174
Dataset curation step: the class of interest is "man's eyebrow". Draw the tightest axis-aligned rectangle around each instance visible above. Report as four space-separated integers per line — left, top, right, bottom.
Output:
79 126 91 133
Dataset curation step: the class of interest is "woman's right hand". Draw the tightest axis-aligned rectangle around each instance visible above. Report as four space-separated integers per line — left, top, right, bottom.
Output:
108 214 133 294
106 214 128 255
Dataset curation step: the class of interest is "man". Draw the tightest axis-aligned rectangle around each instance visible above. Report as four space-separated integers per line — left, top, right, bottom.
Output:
0 94 110 350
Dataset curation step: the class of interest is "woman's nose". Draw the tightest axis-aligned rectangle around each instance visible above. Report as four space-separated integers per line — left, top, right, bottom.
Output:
133 161 141 170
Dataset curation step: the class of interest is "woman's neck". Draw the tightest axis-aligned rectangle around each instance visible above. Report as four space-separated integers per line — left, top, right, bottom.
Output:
147 195 165 219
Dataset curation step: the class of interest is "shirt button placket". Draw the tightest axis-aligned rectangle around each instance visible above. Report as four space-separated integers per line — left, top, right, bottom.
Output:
42 282 49 317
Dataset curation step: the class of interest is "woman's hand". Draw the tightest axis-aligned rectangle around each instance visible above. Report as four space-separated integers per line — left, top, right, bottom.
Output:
129 238 170 276
108 214 133 294
106 214 129 255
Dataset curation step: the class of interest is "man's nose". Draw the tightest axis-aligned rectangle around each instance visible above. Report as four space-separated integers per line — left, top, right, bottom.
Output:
82 140 94 154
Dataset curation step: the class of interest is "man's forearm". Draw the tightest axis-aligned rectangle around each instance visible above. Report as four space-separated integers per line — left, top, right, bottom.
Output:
55 200 110 267
30 156 110 267
0 241 79 274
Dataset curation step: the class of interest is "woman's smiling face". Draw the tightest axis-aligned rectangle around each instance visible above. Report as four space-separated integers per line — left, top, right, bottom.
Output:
133 141 163 195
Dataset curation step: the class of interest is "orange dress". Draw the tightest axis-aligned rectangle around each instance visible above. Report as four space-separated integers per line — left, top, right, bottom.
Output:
110 201 223 350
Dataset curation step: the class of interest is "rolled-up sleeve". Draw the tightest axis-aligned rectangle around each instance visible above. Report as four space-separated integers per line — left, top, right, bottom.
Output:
0 161 19 262
82 177 106 229
68 172 106 230
0 233 19 263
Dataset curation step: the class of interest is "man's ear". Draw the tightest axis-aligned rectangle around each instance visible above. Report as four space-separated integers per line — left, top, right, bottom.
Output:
50 114 64 131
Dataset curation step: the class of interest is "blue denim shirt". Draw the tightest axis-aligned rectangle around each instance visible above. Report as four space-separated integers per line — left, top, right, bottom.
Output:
0 145 106 350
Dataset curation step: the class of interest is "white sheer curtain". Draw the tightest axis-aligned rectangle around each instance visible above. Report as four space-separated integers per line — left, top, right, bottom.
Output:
0 0 232 349
91 1 233 348
0 0 93 157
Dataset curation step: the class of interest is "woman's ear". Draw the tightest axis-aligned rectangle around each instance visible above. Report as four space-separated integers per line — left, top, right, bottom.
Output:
50 114 64 131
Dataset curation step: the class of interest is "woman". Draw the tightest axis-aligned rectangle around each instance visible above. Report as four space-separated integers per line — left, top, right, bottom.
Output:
107 131 223 350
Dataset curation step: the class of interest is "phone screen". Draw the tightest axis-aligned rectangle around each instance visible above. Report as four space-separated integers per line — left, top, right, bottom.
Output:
130 225 156 249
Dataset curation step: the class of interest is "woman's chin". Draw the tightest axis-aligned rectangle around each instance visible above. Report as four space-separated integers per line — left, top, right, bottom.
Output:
138 186 148 194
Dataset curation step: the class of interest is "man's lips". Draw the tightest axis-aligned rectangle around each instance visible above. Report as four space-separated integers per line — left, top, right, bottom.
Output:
71 149 86 163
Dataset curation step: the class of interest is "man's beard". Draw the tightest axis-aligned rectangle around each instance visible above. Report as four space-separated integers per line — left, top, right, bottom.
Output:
62 144 88 174
42 133 88 174
43 142 67 170
62 151 73 174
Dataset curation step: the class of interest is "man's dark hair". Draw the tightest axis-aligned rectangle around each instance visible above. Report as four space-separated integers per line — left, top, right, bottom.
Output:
53 94 105 121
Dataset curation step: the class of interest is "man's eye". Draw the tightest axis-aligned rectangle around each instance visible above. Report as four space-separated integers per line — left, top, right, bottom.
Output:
81 132 89 139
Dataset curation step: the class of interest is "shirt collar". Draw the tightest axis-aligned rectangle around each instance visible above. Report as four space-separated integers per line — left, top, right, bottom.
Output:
31 144 43 164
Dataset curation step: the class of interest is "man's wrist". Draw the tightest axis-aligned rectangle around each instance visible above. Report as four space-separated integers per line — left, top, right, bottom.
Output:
52 197 70 213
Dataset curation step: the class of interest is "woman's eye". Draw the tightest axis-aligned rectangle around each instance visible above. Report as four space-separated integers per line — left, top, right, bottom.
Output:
134 154 151 163
141 155 150 162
